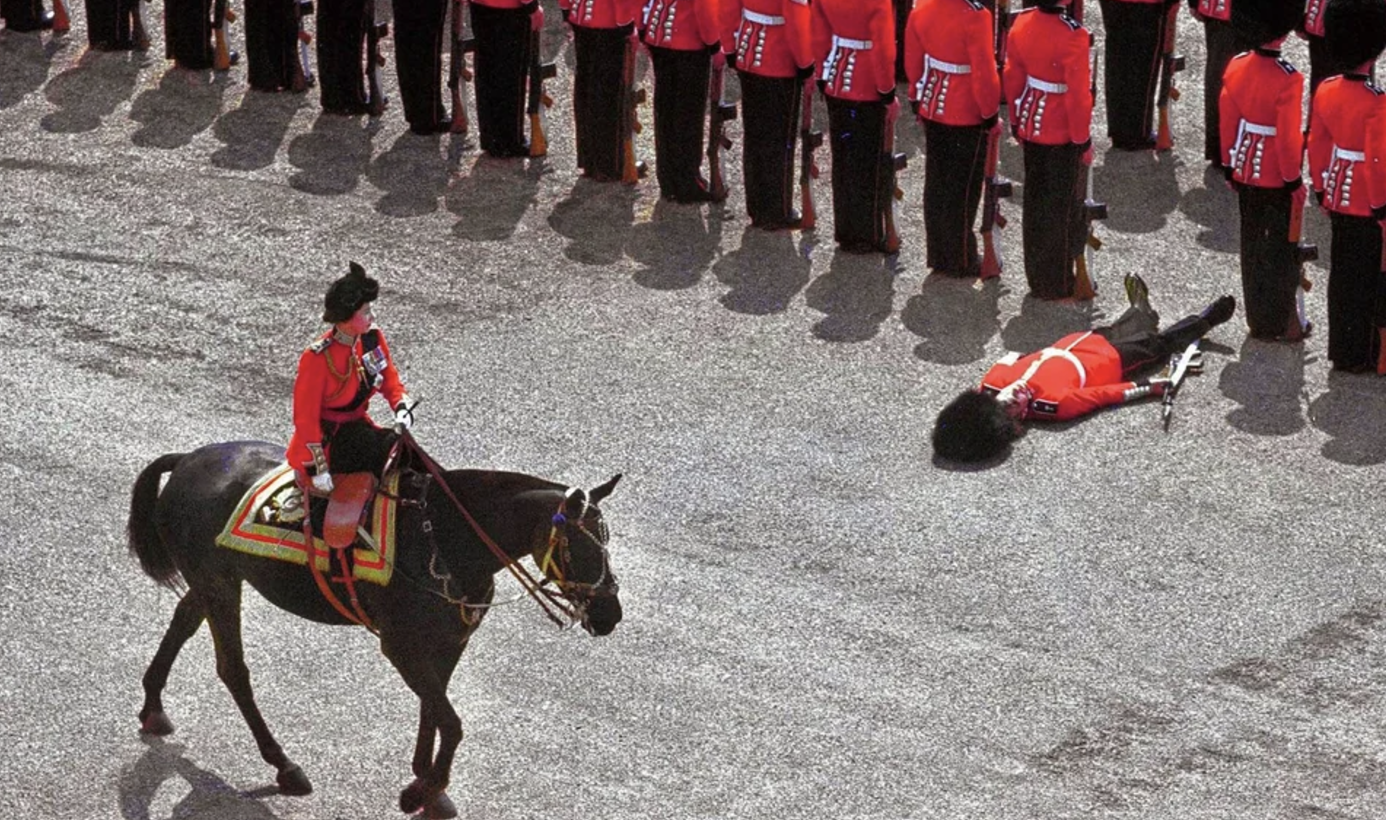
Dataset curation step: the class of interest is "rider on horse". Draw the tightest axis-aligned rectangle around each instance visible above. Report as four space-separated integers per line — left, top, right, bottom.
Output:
288 262 415 547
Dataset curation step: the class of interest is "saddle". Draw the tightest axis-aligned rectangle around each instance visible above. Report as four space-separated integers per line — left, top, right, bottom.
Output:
316 472 379 551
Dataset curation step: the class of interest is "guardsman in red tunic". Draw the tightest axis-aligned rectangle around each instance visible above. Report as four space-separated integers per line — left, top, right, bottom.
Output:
1310 0 1386 372
812 0 899 252
563 0 646 180
1099 0 1179 150
932 275 1237 461
727 0 815 228
1189 0 1261 166
471 0 545 156
1003 0 1092 298
245 0 310 91
1220 2 1306 341
640 0 736 202
317 0 371 113
904 0 1000 276
288 263 415 501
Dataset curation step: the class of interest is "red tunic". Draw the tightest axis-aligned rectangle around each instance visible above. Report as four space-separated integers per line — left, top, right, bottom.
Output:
287 327 408 472
903 0 999 126
1003 7 1092 145
726 0 813 78
640 0 733 51
1309 75 1386 217
561 0 644 28
811 0 896 102
1219 50 1304 189
980 331 1133 421
1301 0 1326 36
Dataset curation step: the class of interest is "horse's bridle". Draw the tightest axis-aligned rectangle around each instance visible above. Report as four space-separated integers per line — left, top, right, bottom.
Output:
537 492 620 610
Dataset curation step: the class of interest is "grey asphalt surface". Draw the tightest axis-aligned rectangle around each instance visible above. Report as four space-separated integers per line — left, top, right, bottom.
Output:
2 6 1386 820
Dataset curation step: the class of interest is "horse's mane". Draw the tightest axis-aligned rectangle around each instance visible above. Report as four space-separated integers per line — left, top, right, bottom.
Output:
439 469 567 500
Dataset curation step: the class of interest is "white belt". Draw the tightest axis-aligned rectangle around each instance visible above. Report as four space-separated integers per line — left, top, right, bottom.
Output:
1332 145 1366 162
1018 333 1091 387
1239 120 1277 137
1026 76 1067 94
832 36 872 50
924 55 971 75
743 10 785 25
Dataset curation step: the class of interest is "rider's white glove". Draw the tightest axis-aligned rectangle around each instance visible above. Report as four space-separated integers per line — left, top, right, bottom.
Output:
311 472 335 494
393 403 415 432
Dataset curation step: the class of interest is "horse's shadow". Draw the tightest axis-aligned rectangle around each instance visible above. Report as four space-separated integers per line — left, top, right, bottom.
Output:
999 293 1099 355
547 178 639 267
0 29 63 110
1308 369 1386 466
626 199 727 291
901 273 1004 365
42 49 146 133
129 68 234 149
710 224 813 315
287 112 378 195
1178 162 1240 254
212 89 309 171
802 248 899 342
1218 336 1312 437
369 131 450 217
118 738 282 820
445 154 545 241
1093 148 1181 235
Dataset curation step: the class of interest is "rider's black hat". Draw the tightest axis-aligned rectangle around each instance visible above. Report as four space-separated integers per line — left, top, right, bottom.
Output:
322 262 379 324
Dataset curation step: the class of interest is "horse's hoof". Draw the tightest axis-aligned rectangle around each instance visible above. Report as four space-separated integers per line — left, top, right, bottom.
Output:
399 777 434 815
277 764 313 796
139 711 175 736
425 792 458 820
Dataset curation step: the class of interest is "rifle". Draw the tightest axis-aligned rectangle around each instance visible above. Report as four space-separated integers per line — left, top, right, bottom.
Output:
1153 0 1184 151
881 104 906 253
1288 167 1317 339
1161 340 1203 431
979 0 1014 278
365 2 387 117
527 21 557 157
212 0 236 71
291 0 315 92
449 0 476 134
51 0 70 32
707 55 737 201
620 33 648 183
799 77 822 230
1071 2 1105 299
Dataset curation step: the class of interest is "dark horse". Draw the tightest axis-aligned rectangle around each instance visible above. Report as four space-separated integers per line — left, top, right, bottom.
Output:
126 439 623 818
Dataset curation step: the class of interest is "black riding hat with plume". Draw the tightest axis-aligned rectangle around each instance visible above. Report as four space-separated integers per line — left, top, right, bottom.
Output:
322 262 379 324
1228 0 1302 44
1324 0 1386 69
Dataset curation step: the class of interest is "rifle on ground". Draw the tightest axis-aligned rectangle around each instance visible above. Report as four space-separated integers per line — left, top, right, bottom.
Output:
212 0 236 71
449 0 476 134
51 0 70 32
1072 1 1105 299
881 104 906 253
620 32 648 183
707 55 737 201
1154 0 1184 151
291 0 315 92
799 77 822 230
527 20 557 156
1161 340 1203 430
979 0 1013 278
365 2 387 117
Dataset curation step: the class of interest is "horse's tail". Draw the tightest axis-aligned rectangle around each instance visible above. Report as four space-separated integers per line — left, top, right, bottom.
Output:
127 453 188 592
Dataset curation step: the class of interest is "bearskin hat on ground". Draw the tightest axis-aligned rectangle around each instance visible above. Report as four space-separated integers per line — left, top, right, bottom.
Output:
322 262 379 324
931 390 1022 463
1324 0 1386 69
1228 0 1302 45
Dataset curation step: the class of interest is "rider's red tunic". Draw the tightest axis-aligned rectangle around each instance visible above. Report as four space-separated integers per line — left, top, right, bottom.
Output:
287 327 407 472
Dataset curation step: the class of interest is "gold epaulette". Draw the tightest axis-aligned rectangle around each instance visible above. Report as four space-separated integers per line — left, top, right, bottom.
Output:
307 335 332 354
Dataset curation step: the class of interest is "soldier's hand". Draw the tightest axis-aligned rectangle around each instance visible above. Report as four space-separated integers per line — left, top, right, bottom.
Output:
393 403 415 432
711 50 726 71
312 472 335 494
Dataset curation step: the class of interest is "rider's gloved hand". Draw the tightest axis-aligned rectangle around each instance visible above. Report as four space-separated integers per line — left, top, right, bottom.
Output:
393 402 415 431
312 472 335 494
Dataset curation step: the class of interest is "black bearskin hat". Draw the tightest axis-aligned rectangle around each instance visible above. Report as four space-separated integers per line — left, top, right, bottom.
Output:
1228 0 1302 45
1324 0 1386 70
931 390 1023 463
322 261 379 323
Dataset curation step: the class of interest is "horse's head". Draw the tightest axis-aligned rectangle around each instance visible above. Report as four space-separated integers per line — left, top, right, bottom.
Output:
535 474 623 636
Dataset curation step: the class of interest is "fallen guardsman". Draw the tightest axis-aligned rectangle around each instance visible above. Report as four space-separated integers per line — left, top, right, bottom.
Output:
932 274 1237 462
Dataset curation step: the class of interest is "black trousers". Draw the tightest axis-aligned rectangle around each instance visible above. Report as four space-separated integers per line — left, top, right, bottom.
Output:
649 44 711 200
245 0 299 91
1099 0 1167 149
827 95 891 251
572 24 631 180
1021 141 1084 298
1096 304 1212 374
1234 184 1297 339
471 2 531 156
317 0 368 112
893 0 909 83
323 420 397 476
923 118 987 276
1327 212 1385 372
740 71 801 225
166 0 214 68
1201 19 1258 165
85 0 139 48
0 0 47 31
395 0 448 129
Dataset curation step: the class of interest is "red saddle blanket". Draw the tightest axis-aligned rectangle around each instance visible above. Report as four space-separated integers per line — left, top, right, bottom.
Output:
214 463 399 586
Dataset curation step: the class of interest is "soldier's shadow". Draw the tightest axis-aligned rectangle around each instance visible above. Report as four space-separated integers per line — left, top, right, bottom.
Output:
118 738 283 820
1094 148 1181 235
548 177 639 267
901 274 1003 365
369 131 450 217
41 49 145 132
0 29 63 110
286 112 377 195
626 199 725 291
802 249 897 342
711 225 812 315
1219 336 1311 437
999 294 1098 356
1178 162 1240 253
212 89 309 171
129 68 234 149
445 154 545 241
1308 370 1386 465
